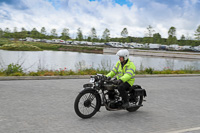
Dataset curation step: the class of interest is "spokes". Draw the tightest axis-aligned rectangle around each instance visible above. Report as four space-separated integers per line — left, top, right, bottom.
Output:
78 93 97 115
88 93 95 102
90 103 96 109
130 96 140 105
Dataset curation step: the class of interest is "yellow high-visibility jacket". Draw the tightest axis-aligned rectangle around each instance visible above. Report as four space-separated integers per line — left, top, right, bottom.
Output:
106 59 136 86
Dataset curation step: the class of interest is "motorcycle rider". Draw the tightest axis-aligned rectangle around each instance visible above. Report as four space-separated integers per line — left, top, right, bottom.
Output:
106 49 136 108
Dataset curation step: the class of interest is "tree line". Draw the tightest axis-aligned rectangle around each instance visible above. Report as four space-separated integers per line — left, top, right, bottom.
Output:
0 25 200 46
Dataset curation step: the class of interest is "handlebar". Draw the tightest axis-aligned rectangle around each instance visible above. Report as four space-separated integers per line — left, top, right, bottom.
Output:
91 74 118 85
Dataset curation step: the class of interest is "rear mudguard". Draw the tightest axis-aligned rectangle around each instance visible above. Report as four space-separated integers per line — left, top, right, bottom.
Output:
133 89 147 97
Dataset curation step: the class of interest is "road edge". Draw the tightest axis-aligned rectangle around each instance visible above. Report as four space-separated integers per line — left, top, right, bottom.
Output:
0 74 200 80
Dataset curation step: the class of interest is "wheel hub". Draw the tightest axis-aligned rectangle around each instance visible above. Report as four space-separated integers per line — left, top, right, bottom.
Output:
84 100 91 107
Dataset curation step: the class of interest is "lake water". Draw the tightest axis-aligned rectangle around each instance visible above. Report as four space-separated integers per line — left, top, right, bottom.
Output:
0 50 200 72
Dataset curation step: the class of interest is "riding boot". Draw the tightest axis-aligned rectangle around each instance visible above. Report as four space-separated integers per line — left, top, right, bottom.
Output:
118 83 130 108
122 101 129 108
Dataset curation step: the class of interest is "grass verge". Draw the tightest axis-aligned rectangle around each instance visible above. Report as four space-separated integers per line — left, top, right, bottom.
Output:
0 65 200 76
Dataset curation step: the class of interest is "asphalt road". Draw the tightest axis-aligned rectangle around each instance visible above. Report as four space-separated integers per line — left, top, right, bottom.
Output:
0 76 200 133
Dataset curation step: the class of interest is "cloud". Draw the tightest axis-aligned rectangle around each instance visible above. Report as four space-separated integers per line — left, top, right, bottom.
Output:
129 0 200 38
0 0 200 39
0 0 28 10
0 9 11 22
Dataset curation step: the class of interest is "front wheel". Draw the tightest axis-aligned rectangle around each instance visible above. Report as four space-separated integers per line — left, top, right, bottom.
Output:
74 89 101 119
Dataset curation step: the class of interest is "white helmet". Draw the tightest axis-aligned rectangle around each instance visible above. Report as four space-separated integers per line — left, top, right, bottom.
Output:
116 49 129 60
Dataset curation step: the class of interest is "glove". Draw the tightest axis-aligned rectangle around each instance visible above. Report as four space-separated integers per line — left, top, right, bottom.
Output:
113 79 123 85
106 76 111 80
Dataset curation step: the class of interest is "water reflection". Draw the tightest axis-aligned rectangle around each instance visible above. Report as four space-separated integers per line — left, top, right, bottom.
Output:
0 50 199 72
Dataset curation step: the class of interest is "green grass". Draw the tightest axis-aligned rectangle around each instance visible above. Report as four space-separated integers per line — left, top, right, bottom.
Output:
0 41 103 52
0 43 42 51
0 38 12 46
26 42 63 51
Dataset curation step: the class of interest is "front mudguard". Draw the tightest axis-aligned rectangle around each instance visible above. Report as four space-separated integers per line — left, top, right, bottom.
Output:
83 83 93 89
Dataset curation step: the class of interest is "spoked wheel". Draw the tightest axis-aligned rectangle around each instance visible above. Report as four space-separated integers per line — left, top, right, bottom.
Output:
74 89 101 119
126 89 143 112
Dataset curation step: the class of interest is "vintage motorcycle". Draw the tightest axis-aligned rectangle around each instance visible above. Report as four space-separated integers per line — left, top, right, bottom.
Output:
74 74 147 119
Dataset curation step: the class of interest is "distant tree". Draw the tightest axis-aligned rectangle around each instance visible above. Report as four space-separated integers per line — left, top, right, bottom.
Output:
121 28 128 38
61 28 70 40
51 28 57 38
87 36 91 42
21 27 26 32
126 36 132 43
168 26 176 37
153 33 162 44
143 25 155 44
145 25 155 37
21 27 27 37
194 25 200 40
13 27 17 33
4 27 11 33
40 27 46 35
102 28 110 42
31 28 40 38
0 28 3 38
4 27 11 38
13 27 18 40
180 34 186 40
167 35 177 45
90 27 97 42
20 27 27 43
186 33 192 40
143 37 153 44
76 28 83 41
40 27 47 39
167 26 177 44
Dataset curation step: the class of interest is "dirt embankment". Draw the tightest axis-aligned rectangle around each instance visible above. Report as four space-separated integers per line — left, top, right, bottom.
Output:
103 48 200 59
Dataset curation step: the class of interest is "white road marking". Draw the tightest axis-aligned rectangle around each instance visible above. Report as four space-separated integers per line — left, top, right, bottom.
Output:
167 127 200 133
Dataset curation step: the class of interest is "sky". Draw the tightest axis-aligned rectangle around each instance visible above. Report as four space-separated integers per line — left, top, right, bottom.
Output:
0 0 200 39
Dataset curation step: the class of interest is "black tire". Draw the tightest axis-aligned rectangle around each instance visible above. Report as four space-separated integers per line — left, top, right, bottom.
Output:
126 89 143 112
74 89 101 119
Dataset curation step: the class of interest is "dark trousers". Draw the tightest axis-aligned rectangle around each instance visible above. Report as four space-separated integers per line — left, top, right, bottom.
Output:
117 82 131 103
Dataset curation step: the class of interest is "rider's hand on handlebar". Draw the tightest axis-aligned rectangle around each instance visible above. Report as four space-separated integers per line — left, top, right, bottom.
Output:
106 76 111 80
113 79 123 85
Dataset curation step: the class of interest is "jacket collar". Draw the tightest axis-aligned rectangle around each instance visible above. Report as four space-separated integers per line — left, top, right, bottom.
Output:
121 59 130 68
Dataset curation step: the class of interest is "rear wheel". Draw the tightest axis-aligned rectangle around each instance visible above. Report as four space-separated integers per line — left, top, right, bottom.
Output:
74 89 101 119
126 88 143 112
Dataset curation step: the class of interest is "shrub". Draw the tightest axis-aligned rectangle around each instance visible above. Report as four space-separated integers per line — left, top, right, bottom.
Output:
171 70 185 74
182 65 197 74
44 72 55 76
4 63 23 75
153 71 161 74
28 72 40 76
0 69 5 76
160 69 172 74
11 72 24 76
145 67 154 74
67 69 75 75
